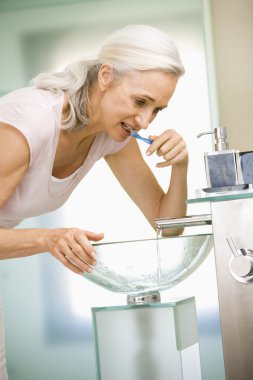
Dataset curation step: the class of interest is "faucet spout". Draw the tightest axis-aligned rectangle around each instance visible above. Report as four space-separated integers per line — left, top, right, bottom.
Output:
155 214 212 230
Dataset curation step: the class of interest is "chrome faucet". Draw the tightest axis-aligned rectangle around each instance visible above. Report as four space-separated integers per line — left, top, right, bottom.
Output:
155 214 212 230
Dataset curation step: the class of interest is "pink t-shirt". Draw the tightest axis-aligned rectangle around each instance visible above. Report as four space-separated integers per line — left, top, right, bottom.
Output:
0 87 130 228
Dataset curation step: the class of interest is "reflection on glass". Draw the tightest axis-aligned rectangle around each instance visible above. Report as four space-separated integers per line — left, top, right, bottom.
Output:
188 190 253 204
83 234 213 295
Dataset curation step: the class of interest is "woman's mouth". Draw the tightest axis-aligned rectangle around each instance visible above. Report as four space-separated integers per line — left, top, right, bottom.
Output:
121 122 132 134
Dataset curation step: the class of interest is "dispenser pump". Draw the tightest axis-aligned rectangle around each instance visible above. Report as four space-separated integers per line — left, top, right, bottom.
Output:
197 127 229 151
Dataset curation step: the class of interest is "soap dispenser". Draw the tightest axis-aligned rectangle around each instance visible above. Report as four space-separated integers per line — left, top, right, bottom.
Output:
197 127 240 189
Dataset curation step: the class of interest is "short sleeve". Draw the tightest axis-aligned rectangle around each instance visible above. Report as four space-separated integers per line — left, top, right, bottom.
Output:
0 101 54 167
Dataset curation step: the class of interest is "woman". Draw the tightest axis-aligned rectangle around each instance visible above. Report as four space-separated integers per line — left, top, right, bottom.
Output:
0 24 188 378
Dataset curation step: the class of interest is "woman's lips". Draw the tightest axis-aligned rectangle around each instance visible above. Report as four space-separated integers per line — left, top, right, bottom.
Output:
121 122 132 133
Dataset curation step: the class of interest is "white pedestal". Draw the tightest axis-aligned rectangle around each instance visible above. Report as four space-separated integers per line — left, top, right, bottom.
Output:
92 297 202 380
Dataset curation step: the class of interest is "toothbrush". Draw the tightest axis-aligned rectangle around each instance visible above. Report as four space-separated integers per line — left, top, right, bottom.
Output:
131 131 153 145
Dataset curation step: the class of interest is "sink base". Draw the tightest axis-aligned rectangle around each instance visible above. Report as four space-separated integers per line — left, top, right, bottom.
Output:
127 291 161 305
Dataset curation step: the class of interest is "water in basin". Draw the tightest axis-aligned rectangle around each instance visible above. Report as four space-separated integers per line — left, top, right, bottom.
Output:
83 234 213 295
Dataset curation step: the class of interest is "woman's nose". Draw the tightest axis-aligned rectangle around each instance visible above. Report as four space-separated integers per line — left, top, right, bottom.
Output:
135 111 152 130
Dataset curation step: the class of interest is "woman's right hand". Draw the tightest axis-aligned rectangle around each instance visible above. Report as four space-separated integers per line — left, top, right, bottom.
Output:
45 228 104 275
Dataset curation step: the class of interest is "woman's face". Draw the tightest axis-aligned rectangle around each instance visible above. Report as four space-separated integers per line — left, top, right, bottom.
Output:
89 66 178 142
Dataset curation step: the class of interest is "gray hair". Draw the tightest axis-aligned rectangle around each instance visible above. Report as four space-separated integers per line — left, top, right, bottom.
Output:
32 24 185 131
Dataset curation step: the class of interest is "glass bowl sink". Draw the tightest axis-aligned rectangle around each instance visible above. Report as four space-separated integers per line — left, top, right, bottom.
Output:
83 234 213 295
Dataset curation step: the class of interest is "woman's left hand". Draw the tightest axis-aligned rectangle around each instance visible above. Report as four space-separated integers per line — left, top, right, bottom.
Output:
146 129 188 168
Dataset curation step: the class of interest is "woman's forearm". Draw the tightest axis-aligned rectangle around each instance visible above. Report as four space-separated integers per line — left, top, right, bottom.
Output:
157 162 188 235
0 228 48 259
0 227 103 275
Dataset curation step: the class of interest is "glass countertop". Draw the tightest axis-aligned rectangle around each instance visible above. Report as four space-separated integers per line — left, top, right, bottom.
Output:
83 234 213 295
187 189 253 204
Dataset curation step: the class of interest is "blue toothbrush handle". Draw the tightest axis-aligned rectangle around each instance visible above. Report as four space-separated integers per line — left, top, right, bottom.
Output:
131 132 153 144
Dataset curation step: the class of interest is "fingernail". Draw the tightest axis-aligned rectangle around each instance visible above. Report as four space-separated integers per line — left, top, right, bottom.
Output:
87 267 93 273
90 251 96 258
146 151 151 156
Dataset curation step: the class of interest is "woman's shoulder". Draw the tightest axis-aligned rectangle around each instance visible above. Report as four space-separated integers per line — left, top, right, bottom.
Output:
0 86 62 108
0 87 57 131
0 87 62 165
0 87 63 131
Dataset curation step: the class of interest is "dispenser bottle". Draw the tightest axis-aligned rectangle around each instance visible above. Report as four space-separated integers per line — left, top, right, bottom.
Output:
197 127 240 188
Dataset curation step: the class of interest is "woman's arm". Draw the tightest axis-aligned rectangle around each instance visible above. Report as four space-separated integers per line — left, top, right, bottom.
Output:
0 123 30 206
0 122 102 273
0 227 103 274
105 129 188 235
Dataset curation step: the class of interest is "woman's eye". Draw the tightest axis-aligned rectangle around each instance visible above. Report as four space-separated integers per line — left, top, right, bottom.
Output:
135 98 146 107
153 107 163 114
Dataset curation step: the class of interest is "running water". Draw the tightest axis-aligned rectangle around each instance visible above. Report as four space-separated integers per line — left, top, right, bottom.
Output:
156 227 163 285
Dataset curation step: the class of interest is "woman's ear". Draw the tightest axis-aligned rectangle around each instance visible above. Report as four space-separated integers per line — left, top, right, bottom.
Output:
98 64 114 90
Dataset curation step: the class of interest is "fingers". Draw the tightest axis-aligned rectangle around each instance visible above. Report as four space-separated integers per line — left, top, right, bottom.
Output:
146 129 188 167
55 251 90 275
156 149 188 168
83 230 104 243
72 230 98 260
46 228 104 275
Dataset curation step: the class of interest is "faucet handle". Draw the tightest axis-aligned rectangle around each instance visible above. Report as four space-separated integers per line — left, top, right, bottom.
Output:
226 236 253 283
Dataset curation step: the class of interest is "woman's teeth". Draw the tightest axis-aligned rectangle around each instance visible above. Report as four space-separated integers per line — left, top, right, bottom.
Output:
121 122 132 133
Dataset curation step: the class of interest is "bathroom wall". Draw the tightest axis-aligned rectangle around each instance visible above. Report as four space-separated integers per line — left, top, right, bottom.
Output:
209 0 253 151
0 1 225 379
